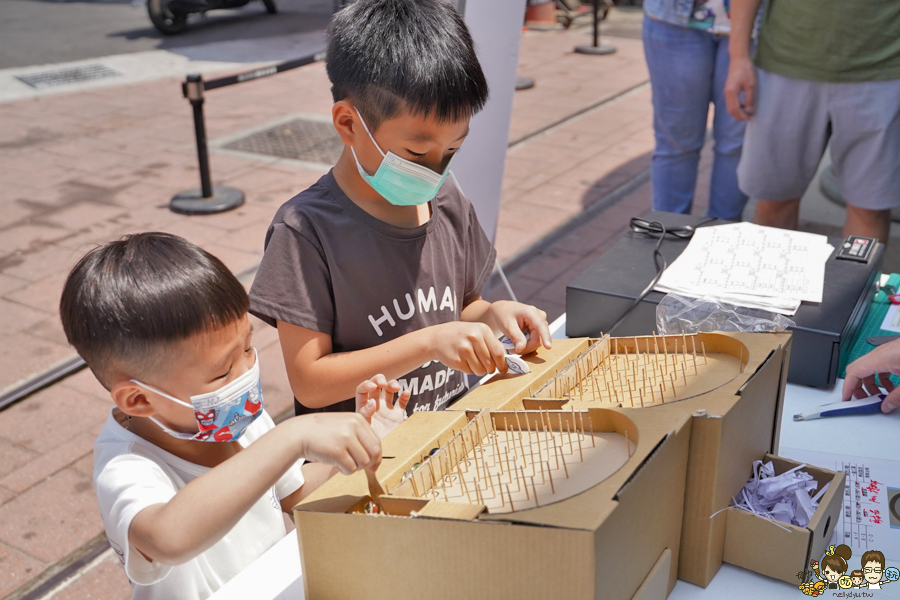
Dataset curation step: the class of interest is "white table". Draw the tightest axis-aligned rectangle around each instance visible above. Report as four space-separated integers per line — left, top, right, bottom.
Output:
213 315 900 600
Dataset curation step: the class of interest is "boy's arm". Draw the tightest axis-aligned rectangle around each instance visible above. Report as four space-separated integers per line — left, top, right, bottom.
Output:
281 463 338 510
724 0 762 120
279 375 410 512
129 413 380 565
461 298 552 355
278 319 509 409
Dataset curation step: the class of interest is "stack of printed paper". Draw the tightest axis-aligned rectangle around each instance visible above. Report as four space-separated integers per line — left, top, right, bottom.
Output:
654 222 834 315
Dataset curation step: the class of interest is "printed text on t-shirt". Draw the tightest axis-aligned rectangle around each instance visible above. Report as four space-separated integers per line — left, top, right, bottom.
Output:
368 286 459 336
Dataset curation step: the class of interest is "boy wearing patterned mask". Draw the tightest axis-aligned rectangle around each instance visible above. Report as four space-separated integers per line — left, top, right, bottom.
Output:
249 0 551 417
61 233 408 600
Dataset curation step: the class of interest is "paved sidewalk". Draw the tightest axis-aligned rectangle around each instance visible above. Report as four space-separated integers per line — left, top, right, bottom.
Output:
0 13 667 599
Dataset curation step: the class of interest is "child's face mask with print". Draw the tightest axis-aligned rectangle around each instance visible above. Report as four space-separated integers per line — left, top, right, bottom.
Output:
132 348 263 442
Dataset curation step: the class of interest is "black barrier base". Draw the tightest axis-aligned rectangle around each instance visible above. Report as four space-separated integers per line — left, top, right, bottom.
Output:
575 44 616 55
170 187 245 215
515 76 535 91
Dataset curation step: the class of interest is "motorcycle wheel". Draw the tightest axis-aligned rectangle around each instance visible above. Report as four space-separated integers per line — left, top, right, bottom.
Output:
148 0 189 34
262 0 277 13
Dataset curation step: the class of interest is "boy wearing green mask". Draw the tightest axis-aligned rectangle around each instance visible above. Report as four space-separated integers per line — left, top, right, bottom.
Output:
249 0 551 417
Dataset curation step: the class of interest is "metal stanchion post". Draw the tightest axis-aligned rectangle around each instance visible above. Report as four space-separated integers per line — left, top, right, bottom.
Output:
170 73 245 215
574 0 616 55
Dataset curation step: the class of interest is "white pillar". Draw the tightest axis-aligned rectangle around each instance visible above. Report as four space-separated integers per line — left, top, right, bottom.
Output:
453 0 523 243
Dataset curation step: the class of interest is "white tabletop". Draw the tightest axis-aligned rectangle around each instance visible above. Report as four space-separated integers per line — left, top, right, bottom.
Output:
212 315 900 600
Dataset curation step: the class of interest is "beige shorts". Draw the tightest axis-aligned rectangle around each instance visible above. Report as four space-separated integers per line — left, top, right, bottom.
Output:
738 68 900 210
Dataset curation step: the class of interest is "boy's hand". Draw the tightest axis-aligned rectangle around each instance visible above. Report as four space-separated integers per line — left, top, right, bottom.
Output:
489 301 552 355
431 322 509 376
299 413 382 475
356 374 411 438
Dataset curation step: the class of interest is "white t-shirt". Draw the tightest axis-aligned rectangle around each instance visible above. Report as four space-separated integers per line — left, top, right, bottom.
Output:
93 409 305 600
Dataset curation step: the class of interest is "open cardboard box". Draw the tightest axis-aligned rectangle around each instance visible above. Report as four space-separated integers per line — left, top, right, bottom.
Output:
294 405 692 600
449 331 794 587
722 454 845 584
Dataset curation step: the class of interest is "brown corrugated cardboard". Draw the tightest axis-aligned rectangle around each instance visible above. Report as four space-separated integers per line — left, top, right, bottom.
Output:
448 337 590 413
446 332 793 587
631 549 672 600
295 404 691 600
294 331 794 597
722 454 845 584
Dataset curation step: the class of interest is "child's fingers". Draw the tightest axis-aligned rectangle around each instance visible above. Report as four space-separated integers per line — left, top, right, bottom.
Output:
397 389 411 411
502 319 528 354
345 434 379 473
355 380 378 412
532 313 553 350
472 337 499 375
464 351 488 375
383 379 402 393
486 337 508 375
369 374 389 410
358 398 376 423
384 380 406 410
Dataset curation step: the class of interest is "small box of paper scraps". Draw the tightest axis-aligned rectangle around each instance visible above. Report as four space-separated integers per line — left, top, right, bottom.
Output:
722 454 845 584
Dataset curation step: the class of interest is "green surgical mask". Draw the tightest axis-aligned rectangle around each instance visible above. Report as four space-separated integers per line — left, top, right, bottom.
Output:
350 107 454 207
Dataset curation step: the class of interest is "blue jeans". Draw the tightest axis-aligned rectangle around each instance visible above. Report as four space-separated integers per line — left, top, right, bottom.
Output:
643 15 748 221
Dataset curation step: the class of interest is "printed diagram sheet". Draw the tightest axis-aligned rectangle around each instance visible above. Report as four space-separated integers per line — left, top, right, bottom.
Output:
781 448 900 561
655 223 833 314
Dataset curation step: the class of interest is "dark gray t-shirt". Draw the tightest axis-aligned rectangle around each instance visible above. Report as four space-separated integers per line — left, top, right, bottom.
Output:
249 171 497 415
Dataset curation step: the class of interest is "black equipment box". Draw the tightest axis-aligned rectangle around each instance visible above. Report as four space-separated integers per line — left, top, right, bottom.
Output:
565 211 883 388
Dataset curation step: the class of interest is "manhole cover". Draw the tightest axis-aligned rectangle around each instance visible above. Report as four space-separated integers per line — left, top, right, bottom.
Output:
16 64 122 89
223 118 343 165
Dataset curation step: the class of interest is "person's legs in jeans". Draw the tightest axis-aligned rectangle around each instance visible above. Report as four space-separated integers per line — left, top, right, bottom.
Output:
709 34 749 221
643 16 715 214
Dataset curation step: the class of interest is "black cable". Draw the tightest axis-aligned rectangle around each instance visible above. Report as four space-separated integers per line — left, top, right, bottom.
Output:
606 216 717 333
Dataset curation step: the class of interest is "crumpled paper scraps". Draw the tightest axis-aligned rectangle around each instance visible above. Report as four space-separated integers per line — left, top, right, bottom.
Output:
728 460 830 529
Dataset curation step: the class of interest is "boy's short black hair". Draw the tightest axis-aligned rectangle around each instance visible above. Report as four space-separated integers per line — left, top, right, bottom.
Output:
326 0 489 130
60 232 249 388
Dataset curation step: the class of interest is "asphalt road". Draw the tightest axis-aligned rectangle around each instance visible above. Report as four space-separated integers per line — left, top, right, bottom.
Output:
0 0 334 69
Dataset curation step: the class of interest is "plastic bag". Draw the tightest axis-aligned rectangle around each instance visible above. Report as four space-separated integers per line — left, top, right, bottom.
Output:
656 293 795 335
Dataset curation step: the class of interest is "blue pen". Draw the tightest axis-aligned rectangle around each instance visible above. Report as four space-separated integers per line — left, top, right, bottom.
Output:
793 394 886 421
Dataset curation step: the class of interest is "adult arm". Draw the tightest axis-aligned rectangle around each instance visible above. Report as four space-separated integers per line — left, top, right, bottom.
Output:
724 0 763 120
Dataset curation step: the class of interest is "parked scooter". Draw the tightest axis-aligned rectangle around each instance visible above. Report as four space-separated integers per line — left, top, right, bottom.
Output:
148 0 277 35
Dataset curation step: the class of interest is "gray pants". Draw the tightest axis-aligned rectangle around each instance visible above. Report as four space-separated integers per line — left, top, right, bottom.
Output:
738 68 900 210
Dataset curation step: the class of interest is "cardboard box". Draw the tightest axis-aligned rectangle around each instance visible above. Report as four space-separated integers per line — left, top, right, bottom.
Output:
450 331 793 587
450 337 592 413
295 405 692 600
723 454 845 584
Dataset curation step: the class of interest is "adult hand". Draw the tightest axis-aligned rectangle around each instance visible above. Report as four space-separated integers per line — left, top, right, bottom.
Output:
489 300 552 355
842 339 900 413
724 55 757 121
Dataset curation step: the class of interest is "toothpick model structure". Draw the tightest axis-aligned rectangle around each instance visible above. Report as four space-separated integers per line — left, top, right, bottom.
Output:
390 408 635 515
530 333 748 408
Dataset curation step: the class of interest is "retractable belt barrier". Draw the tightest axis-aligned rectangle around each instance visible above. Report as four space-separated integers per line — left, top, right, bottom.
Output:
172 50 326 215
